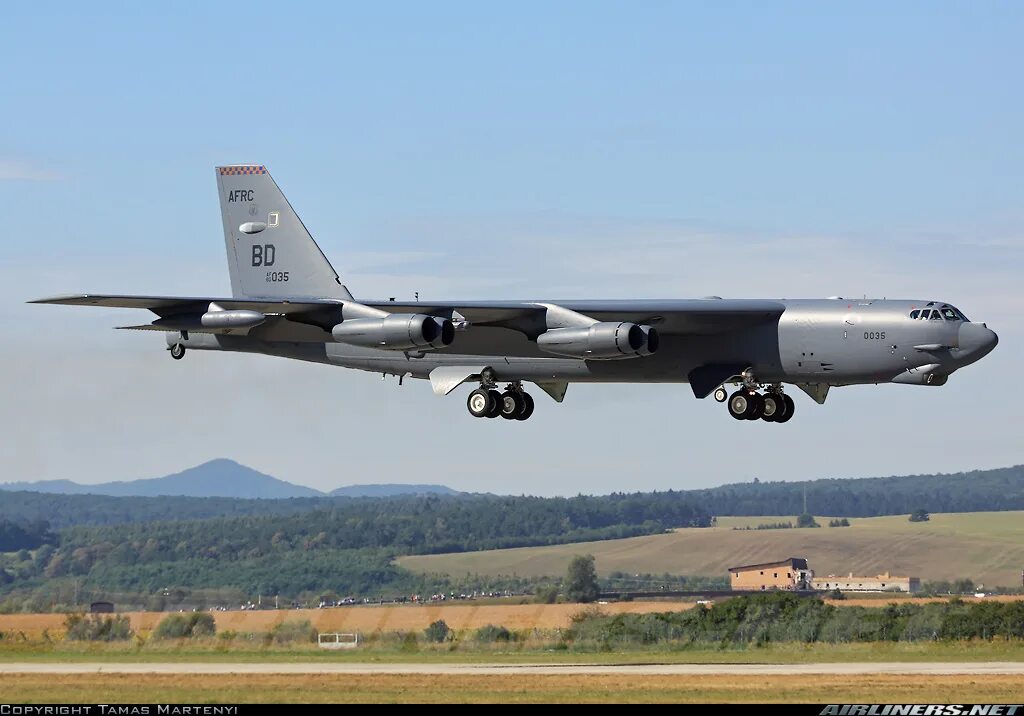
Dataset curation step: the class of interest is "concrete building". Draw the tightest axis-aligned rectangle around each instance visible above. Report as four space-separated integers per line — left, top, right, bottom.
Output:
812 572 921 593
728 558 814 591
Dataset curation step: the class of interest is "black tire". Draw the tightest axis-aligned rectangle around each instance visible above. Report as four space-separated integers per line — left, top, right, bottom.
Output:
746 393 764 420
772 393 789 422
776 394 795 423
467 388 493 418
713 387 728 403
500 391 524 420
727 391 749 420
516 392 535 421
170 344 186 360
761 393 781 422
486 389 503 418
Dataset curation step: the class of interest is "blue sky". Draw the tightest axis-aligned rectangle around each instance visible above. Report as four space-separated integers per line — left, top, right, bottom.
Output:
2 3 1021 494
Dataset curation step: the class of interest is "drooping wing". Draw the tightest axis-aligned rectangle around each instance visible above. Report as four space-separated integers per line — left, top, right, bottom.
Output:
360 298 786 336
32 294 785 343
28 294 339 316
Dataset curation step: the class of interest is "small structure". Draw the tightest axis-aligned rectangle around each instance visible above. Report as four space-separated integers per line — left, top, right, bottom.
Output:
812 572 920 593
318 632 359 650
728 558 814 591
89 601 115 613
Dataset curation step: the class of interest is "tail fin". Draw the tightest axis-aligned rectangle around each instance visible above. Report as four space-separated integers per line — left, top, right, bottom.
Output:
215 165 352 300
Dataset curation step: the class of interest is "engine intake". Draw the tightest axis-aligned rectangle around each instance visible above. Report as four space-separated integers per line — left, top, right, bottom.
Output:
332 313 454 350
536 322 658 360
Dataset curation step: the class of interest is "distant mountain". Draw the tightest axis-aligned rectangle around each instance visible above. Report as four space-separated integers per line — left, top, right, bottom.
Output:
329 483 460 497
0 459 461 501
0 459 321 499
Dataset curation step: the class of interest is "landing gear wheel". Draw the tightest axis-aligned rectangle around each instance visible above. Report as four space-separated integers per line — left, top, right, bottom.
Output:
516 392 535 421
713 387 728 403
746 392 764 420
728 391 751 420
467 388 494 418
761 393 781 422
170 344 186 360
776 394 795 423
486 389 503 418
500 391 524 420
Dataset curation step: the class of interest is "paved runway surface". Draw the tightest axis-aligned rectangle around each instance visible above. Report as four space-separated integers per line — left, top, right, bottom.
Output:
2 662 1022 675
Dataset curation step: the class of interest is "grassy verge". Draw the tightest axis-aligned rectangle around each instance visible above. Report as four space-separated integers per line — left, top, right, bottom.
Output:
2 673 1022 703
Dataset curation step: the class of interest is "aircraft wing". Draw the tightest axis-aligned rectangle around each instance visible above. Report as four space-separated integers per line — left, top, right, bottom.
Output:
360 298 786 336
32 295 785 336
29 294 339 316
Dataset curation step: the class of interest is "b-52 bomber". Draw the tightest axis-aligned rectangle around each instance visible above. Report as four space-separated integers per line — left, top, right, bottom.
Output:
33 165 998 423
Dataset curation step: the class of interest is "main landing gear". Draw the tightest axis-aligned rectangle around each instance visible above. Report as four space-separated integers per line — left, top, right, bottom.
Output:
724 384 794 423
467 381 535 421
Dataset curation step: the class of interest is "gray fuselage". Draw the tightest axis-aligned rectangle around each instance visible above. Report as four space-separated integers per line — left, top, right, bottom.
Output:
173 297 998 391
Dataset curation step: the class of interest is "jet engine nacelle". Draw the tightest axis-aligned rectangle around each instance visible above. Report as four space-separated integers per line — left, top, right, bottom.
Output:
536 322 659 360
331 313 454 350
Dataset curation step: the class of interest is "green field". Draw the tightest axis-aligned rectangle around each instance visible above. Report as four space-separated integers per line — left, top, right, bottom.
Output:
398 511 1024 586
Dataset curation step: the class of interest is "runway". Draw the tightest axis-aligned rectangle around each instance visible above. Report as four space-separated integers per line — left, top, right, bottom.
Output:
2 662 1022 675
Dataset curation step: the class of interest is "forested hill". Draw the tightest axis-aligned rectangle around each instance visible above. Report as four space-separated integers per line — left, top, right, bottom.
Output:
1 494 711 600
0 491 341 529
1 466 1022 603
694 464 1024 517
0 464 1021 530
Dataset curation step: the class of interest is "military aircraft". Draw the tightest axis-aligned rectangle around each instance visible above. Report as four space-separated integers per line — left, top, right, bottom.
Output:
32 165 998 423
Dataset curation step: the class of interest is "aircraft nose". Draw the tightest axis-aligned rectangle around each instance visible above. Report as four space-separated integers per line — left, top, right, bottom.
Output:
958 322 998 361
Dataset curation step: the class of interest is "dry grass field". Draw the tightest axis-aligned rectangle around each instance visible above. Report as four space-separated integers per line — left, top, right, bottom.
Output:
2 673 1022 703
398 511 1024 586
0 600 693 638
3 595 1023 640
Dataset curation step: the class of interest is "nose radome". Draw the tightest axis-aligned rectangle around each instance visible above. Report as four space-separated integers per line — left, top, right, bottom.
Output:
958 322 998 358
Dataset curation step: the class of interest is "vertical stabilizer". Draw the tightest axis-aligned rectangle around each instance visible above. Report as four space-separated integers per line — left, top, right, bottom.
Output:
215 165 352 300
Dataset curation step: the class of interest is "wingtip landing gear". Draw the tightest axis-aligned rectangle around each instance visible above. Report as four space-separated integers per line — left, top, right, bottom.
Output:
169 344 186 360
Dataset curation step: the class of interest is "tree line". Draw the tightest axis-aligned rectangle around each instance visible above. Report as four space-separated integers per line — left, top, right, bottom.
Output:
567 592 1024 646
1 464 1021 530
0 493 710 604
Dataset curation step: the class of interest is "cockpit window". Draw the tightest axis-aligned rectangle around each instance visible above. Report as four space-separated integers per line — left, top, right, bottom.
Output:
941 308 959 321
910 310 920 319
929 310 943 320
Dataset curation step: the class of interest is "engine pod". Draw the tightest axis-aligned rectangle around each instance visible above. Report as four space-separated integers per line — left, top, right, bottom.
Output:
332 313 454 350
536 321 656 359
